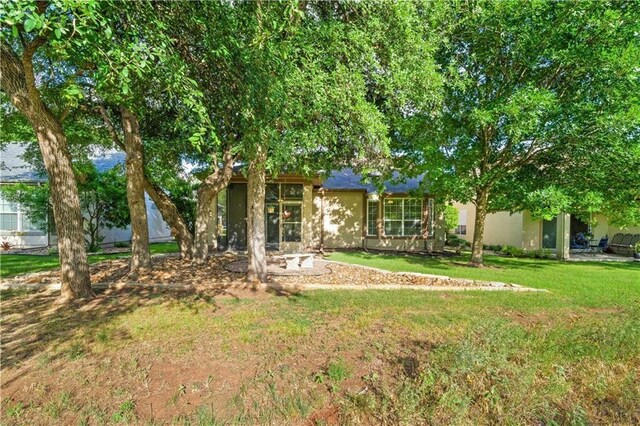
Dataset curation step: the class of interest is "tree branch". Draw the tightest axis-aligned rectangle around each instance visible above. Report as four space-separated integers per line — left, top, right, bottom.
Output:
97 104 125 150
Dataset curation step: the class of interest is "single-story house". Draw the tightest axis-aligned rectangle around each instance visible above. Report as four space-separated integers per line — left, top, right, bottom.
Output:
452 202 640 256
211 168 446 252
0 142 172 249
3 143 446 252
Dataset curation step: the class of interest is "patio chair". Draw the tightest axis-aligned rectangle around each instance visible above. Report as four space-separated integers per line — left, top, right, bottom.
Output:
570 234 589 252
598 236 608 249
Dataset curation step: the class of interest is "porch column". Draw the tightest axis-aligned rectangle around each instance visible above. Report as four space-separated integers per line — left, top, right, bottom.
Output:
556 213 570 260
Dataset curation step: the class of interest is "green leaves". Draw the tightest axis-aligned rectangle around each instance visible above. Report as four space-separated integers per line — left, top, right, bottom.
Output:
24 16 37 32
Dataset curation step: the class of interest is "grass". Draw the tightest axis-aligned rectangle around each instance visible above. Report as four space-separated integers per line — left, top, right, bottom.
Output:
1 250 639 424
328 250 640 306
0 242 179 278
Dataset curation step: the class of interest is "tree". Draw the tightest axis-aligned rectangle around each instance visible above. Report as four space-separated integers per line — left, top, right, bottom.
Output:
398 0 640 266
0 163 130 252
0 0 98 301
235 1 444 282
76 163 129 252
444 205 459 234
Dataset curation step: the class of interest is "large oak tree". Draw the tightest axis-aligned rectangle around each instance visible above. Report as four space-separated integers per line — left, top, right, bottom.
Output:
397 0 640 266
1 0 99 301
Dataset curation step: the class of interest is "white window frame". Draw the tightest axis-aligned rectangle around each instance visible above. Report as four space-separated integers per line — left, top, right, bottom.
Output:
264 183 304 244
366 200 379 237
0 191 47 234
428 198 435 237
383 197 423 237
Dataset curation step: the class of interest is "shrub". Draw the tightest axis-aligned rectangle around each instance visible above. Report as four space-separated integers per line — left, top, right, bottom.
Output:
114 241 131 249
528 248 553 259
446 234 468 248
501 245 525 257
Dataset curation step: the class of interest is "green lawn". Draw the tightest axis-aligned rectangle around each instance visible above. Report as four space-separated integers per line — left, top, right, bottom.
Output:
328 251 640 307
1 250 639 425
0 242 179 278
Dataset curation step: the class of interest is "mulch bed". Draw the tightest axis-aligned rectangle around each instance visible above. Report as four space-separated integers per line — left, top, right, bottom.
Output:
1 253 499 289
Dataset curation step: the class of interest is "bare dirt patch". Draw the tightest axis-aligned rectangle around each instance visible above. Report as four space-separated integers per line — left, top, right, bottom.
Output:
0 284 410 424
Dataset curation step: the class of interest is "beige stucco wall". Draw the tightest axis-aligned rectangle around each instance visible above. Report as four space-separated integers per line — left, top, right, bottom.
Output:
607 222 640 237
454 202 526 247
314 191 444 251
312 191 364 249
485 211 525 247
521 211 541 250
454 204 640 251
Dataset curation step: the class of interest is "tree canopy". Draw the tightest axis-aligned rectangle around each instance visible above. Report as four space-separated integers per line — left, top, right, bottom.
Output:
395 0 640 265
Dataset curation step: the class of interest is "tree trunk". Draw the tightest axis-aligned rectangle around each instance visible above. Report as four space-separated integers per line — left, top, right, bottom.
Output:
193 188 216 265
1 42 92 302
98 104 192 260
246 151 267 283
120 107 151 271
469 189 489 267
143 180 194 260
193 151 235 265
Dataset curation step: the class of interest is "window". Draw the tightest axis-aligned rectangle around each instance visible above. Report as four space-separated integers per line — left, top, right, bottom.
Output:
282 204 302 242
0 194 42 233
0 198 18 231
455 209 467 235
265 184 303 201
281 184 303 200
266 184 279 202
367 200 379 236
264 184 304 244
383 198 422 236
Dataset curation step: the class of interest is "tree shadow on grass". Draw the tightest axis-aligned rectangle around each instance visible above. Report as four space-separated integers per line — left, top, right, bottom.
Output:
339 250 547 272
0 283 295 386
339 250 640 274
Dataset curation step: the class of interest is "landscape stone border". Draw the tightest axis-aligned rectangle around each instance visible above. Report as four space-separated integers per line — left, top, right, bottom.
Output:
0 258 547 293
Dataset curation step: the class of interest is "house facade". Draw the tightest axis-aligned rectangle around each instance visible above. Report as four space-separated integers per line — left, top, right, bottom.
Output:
210 168 446 253
2 143 444 253
0 143 172 249
452 202 640 254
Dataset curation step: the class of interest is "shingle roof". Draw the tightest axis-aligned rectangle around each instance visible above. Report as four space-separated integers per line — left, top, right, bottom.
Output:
0 143 125 183
0 142 45 182
2 144 424 195
93 151 125 172
321 168 426 194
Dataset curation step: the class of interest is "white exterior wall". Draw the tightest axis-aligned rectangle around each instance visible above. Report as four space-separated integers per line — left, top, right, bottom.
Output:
4 193 172 249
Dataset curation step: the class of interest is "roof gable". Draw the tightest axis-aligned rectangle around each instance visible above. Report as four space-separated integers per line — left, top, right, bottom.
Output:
321 168 426 194
0 143 125 183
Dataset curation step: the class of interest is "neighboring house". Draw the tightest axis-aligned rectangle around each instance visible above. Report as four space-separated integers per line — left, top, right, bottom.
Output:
212 168 446 252
452 202 640 255
0 143 172 249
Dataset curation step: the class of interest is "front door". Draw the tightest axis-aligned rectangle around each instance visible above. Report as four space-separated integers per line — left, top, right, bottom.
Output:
265 203 280 249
